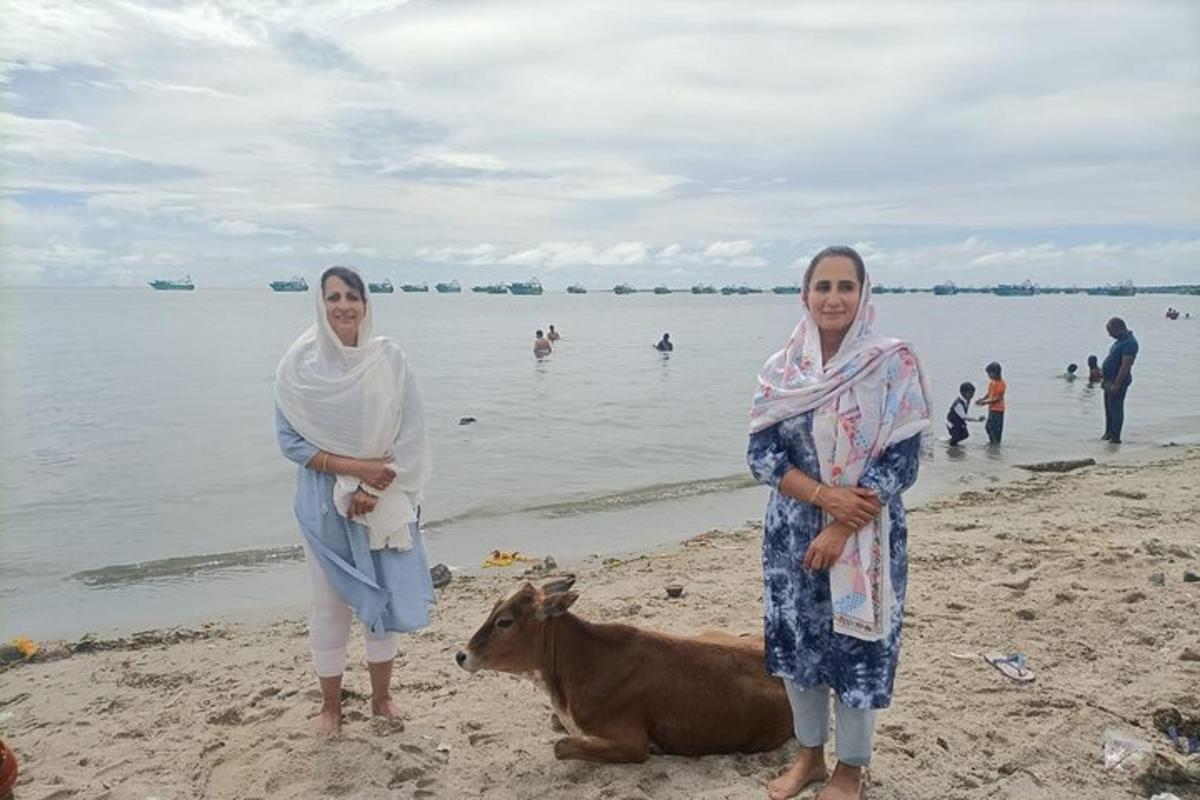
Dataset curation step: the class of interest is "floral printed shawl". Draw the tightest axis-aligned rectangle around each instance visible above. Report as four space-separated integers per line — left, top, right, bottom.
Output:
750 276 932 641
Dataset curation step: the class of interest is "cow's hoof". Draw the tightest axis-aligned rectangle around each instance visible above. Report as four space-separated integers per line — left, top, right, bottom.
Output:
553 738 574 760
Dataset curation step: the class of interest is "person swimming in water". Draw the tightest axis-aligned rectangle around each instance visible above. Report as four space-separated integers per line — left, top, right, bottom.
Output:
1064 363 1078 381
533 330 552 358
1087 355 1102 386
654 333 673 352
547 325 561 341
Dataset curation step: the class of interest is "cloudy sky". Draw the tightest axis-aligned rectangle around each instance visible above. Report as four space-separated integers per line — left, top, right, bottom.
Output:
2 1 1198 288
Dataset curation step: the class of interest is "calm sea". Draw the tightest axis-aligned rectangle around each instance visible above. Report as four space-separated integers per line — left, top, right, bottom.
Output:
1 287 1197 639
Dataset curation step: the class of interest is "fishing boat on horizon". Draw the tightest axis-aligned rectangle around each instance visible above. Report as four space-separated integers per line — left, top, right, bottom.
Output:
368 278 394 294
400 282 429 293
566 283 588 294
772 285 802 294
690 284 717 294
653 285 671 294
472 283 509 294
933 281 958 296
1086 280 1136 297
269 275 308 292
434 280 461 293
993 280 1036 297
149 275 195 291
613 283 637 295
509 277 543 295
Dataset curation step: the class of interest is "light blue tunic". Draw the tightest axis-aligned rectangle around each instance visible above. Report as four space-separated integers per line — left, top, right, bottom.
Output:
276 407 435 635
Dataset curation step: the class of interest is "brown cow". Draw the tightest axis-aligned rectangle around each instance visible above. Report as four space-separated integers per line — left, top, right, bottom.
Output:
455 576 794 763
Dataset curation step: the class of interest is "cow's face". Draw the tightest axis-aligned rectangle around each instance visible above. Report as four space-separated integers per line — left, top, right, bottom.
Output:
456 576 578 674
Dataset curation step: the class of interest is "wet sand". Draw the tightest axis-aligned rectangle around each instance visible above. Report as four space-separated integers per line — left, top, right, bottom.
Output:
1 447 1197 799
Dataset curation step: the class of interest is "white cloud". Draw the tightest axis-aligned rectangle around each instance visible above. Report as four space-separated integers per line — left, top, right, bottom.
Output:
0 1 1197 285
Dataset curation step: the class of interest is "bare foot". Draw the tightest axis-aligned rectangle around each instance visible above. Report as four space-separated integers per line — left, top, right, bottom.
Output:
371 696 400 719
767 747 828 800
313 706 342 735
816 763 863 800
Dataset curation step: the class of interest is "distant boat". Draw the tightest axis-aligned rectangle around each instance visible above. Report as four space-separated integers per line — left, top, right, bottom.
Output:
471 283 509 294
720 284 738 295
434 280 461 293
400 283 429 293
368 278 394 294
269 275 308 292
149 275 194 291
566 284 588 294
872 285 901 294
509 277 543 295
772 285 803 294
690 284 717 294
653 285 671 295
993 280 1036 297
933 281 958 296
1086 280 1136 297
1063 285 1081 295
721 283 762 295
613 283 637 295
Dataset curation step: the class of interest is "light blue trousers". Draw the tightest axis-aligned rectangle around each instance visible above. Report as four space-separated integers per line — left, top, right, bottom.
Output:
784 680 878 767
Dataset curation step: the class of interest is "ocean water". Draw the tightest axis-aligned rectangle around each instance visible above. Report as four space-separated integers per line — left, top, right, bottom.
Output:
1 287 1197 639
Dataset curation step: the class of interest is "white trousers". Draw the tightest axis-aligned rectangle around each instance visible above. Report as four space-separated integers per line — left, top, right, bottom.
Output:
784 681 878 767
304 543 396 677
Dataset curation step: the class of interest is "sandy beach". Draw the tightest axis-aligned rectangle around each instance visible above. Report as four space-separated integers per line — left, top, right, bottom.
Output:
2 447 1198 800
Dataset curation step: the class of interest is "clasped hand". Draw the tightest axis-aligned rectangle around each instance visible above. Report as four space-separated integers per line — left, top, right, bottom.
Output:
803 522 855 571
356 457 396 493
817 485 881 529
346 488 378 519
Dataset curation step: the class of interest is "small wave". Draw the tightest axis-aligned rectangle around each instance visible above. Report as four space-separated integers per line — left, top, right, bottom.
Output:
72 545 303 587
72 474 760 586
424 473 758 529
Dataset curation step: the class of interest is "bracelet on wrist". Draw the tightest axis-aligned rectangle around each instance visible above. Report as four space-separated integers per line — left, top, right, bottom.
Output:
810 483 824 505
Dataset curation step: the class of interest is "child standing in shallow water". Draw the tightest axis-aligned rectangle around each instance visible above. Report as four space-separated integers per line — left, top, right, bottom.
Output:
975 362 1006 444
946 382 983 446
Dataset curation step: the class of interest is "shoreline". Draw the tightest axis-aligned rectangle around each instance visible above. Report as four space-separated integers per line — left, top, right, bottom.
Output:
2 447 1198 798
5 437 1192 644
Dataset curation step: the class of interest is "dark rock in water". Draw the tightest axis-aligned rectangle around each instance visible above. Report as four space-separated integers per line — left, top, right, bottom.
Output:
1184 570 1200 583
1016 458 1096 473
1106 488 1148 500
458 417 477 425
430 563 452 589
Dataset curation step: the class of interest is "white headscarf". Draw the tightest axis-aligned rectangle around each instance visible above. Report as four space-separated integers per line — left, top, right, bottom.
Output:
751 273 933 641
274 268 431 550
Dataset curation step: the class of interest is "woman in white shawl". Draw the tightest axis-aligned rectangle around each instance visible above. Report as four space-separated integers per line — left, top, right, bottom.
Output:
748 247 932 800
274 265 435 734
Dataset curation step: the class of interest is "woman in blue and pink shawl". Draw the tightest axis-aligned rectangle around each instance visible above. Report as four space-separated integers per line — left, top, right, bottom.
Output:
747 246 932 800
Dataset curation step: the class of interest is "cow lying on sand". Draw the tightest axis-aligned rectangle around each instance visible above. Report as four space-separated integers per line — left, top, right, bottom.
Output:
455 576 794 763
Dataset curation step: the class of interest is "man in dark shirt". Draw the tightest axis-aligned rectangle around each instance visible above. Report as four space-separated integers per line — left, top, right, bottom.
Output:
1101 317 1138 444
654 333 673 352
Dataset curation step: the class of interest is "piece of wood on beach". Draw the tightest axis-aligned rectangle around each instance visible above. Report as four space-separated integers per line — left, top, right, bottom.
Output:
1015 458 1096 473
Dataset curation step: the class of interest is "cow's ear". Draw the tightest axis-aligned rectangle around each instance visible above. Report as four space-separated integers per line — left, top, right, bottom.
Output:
536 591 579 620
541 574 576 595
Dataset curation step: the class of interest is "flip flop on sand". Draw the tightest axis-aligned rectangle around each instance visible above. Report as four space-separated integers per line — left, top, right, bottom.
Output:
985 652 1035 682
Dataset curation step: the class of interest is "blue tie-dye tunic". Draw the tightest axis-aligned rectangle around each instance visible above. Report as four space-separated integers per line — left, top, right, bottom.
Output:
747 413 921 710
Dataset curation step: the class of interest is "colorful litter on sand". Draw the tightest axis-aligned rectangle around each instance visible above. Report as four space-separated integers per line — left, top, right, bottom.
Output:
482 550 539 568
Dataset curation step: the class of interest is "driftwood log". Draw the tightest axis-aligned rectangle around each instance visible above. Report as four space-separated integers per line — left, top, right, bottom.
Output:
1016 458 1096 473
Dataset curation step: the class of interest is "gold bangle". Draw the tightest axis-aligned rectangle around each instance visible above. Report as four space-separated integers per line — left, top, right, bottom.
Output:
810 484 824 506
320 452 330 472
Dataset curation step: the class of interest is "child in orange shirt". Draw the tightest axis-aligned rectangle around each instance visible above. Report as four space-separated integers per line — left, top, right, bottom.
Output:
975 361 1006 444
